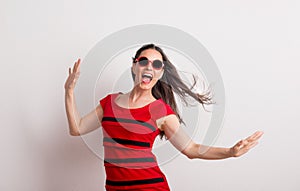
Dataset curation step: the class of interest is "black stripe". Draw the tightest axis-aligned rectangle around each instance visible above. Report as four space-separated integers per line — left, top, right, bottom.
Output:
106 177 164 186
102 117 156 131
103 137 150 148
104 157 155 164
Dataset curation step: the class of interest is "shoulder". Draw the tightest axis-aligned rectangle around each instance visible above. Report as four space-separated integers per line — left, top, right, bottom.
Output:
99 92 120 108
150 99 177 129
100 92 122 100
150 99 175 116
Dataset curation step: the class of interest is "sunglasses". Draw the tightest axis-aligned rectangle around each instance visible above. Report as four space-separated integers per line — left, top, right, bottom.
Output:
134 56 164 70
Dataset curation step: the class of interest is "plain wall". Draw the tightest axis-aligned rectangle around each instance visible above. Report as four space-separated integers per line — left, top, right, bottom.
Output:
1 0 300 190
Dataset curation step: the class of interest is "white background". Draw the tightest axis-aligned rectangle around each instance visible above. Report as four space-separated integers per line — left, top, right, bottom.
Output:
1 0 300 190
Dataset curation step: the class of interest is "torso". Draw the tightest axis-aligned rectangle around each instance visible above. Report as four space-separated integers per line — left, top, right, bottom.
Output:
99 93 174 191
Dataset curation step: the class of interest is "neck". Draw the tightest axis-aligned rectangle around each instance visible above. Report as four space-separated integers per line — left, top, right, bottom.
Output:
129 86 154 102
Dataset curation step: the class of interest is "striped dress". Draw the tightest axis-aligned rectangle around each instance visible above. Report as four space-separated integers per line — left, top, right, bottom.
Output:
100 93 175 191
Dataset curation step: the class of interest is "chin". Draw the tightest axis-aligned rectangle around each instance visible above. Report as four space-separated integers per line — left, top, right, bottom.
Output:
136 80 157 90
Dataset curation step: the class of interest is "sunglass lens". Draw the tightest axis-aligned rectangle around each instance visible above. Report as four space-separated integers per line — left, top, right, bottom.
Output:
153 60 163 69
138 57 148 66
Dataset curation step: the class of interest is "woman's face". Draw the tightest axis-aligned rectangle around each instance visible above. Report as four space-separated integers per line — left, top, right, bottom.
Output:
132 48 164 90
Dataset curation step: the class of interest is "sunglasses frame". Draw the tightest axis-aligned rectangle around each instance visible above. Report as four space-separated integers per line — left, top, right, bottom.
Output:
133 56 164 70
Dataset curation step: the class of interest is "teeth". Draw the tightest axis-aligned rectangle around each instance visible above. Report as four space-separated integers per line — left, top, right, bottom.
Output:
142 73 153 79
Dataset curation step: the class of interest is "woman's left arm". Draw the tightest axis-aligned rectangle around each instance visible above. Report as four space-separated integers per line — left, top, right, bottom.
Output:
161 115 264 160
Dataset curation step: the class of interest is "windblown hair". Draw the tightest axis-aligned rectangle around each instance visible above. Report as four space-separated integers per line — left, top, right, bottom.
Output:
131 44 213 138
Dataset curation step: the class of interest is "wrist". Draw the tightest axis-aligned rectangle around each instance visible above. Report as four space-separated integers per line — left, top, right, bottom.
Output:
227 147 234 158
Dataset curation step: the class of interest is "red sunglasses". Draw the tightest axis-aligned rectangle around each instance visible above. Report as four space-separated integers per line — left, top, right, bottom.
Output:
134 56 164 70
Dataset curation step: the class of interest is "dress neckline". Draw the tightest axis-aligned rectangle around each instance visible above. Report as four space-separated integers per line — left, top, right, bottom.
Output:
112 93 161 110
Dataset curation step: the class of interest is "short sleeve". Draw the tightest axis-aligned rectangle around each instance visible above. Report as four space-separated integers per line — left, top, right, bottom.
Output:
99 94 111 110
164 103 175 115
149 99 176 120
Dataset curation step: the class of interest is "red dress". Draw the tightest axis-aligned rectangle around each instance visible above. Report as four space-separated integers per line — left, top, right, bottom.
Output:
100 93 175 191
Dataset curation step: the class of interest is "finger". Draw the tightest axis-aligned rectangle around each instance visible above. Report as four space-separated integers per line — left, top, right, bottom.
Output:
72 59 80 73
77 58 81 72
74 59 79 72
69 67 71 75
74 58 81 72
246 131 263 142
249 131 264 142
246 132 258 140
237 140 260 157
72 61 76 73
253 131 264 140
247 141 259 150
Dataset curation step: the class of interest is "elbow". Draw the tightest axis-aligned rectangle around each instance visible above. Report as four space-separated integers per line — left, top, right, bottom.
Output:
182 148 197 160
182 151 197 160
182 143 200 160
184 151 204 160
185 153 197 160
185 154 194 160
68 122 82 136
69 130 80 136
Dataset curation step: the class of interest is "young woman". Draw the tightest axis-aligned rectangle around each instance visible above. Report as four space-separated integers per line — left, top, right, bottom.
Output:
65 44 263 191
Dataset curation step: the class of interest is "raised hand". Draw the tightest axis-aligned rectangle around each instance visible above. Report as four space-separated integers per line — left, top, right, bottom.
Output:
64 58 81 91
230 131 264 157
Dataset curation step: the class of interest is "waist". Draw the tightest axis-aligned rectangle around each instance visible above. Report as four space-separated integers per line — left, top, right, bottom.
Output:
104 145 158 168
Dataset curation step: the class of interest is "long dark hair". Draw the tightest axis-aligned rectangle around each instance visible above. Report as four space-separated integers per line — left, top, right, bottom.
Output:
132 44 213 138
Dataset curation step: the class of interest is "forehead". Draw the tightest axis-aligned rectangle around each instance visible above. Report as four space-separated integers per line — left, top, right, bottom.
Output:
139 49 163 60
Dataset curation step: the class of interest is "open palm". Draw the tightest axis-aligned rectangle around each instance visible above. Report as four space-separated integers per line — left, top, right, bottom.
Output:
230 131 264 157
64 58 81 90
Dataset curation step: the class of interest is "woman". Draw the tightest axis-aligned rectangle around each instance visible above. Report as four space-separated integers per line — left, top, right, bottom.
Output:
65 44 263 191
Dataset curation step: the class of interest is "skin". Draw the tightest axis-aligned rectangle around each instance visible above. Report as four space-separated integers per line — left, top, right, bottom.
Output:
64 49 264 160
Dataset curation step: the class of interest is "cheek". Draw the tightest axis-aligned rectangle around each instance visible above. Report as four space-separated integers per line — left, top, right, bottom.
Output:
132 66 141 83
154 71 164 79
132 64 140 76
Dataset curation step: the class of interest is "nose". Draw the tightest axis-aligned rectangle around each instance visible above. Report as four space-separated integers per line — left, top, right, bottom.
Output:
146 61 153 70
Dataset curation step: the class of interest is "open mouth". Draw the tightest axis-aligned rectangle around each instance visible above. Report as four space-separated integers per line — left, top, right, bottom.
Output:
141 73 153 84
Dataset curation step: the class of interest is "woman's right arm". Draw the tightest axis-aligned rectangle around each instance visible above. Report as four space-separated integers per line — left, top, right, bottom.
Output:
64 59 103 136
